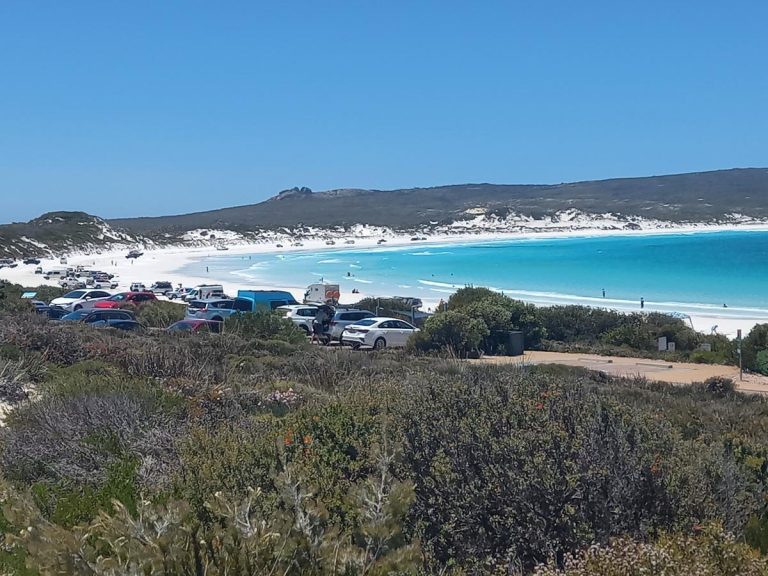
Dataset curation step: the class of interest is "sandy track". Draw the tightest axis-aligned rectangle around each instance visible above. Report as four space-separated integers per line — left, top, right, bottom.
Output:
475 351 768 393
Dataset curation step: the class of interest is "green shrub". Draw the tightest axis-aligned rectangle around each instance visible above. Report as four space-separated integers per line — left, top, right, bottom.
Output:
533 523 768 575
702 375 736 398
408 310 489 356
224 310 306 344
133 300 186 328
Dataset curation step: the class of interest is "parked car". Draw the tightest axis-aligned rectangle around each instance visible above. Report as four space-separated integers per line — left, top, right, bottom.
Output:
0 258 17 269
150 281 173 295
341 317 419 350
168 287 195 300
126 249 143 259
34 266 43 274
326 309 377 342
186 298 252 322
129 282 147 292
93 291 157 309
50 289 113 311
47 305 70 319
23 258 41 265
87 273 118 289
89 319 146 332
167 319 222 333
58 278 87 290
276 304 319 334
61 309 135 323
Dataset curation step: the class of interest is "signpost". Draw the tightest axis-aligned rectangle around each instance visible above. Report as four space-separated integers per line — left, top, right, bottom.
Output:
737 329 743 381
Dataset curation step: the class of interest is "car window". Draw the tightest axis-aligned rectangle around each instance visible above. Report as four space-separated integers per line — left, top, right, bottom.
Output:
394 321 414 330
188 300 207 309
298 308 316 317
379 321 395 329
92 291 110 298
270 300 288 310
355 319 377 326
64 290 86 298
211 300 234 309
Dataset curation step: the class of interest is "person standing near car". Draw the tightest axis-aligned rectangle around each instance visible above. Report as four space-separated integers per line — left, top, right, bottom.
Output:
312 306 329 344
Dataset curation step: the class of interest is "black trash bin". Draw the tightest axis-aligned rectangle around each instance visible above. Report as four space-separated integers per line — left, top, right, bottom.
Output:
503 330 524 356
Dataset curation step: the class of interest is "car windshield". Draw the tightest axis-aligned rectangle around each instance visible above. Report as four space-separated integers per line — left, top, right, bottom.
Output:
109 294 128 301
168 321 194 332
354 319 377 326
63 290 86 298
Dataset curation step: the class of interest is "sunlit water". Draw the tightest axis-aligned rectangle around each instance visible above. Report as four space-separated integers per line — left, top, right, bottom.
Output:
181 231 768 320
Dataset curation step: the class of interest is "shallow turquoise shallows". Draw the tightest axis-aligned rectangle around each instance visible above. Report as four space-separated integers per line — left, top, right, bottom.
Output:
182 230 768 320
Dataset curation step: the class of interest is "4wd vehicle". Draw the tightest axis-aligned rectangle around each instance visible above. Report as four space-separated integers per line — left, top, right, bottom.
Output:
150 281 173 295
186 298 252 322
23 258 41 265
276 304 318 334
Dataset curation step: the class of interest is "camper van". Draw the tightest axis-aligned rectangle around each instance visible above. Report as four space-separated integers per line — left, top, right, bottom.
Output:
304 283 341 305
43 267 68 280
184 284 225 302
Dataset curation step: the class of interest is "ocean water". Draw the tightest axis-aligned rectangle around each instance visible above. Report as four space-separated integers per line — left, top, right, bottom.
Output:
184 231 768 320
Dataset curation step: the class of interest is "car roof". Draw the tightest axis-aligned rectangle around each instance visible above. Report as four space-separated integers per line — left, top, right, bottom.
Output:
278 304 317 309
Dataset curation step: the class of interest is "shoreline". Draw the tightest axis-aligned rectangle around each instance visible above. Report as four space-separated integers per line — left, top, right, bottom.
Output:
3 223 768 337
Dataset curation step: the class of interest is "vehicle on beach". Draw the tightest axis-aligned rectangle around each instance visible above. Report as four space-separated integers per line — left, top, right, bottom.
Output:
93 291 157 309
126 249 144 259
50 289 113 311
0 258 18 268
150 281 174 295
377 239 387 244
325 240 336 245
184 284 225 301
168 287 195 300
87 273 118 289
167 319 222 333
276 304 319 334
130 282 147 292
58 278 87 290
215 245 229 251
304 283 340 305
341 317 419 350
23 258 41 265
43 267 67 279
344 239 355 244
34 267 43 274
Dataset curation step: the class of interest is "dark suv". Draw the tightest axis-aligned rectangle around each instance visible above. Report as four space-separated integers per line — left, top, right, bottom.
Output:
61 309 135 323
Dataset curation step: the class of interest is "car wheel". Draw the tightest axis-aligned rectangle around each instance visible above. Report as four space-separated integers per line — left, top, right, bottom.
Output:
74 304 82 311
211 316 223 322
351 343 361 350
373 338 386 350
300 325 310 334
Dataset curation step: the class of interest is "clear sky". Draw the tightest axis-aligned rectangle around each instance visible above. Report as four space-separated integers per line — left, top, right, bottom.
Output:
1 1 767 222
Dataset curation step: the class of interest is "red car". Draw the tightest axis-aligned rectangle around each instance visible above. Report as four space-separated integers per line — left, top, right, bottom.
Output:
93 291 158 309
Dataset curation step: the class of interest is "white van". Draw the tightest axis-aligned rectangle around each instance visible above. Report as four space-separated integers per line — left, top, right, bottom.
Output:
184 284 225 302
43 267 68 279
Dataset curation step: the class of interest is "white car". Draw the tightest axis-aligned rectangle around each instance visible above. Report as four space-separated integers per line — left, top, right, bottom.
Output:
50 289 113 311
341 317 419 350
276 304 319 334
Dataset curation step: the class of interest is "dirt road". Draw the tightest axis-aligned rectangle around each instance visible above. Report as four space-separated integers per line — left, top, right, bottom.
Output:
476 351 768 394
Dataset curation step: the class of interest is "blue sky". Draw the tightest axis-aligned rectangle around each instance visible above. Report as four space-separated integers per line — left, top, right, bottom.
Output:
1 1 767 222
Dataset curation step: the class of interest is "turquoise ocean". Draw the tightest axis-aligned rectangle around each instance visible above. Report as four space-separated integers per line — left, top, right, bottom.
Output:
182 230 768 321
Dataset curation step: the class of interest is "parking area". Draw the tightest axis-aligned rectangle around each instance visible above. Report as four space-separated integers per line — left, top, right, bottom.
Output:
475 350 768 393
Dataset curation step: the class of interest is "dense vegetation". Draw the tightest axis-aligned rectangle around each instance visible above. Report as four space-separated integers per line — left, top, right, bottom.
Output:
3 282 768 574
410 287 739 366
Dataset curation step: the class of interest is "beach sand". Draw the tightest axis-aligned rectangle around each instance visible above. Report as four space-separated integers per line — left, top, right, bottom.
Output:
2 226 767 338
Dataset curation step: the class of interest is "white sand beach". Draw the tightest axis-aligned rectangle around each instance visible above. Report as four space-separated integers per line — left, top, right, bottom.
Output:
3 224 768 338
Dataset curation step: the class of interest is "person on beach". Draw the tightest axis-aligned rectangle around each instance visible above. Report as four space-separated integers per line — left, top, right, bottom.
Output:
640 297 644 309
206 266 209 273
602 288 605 298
